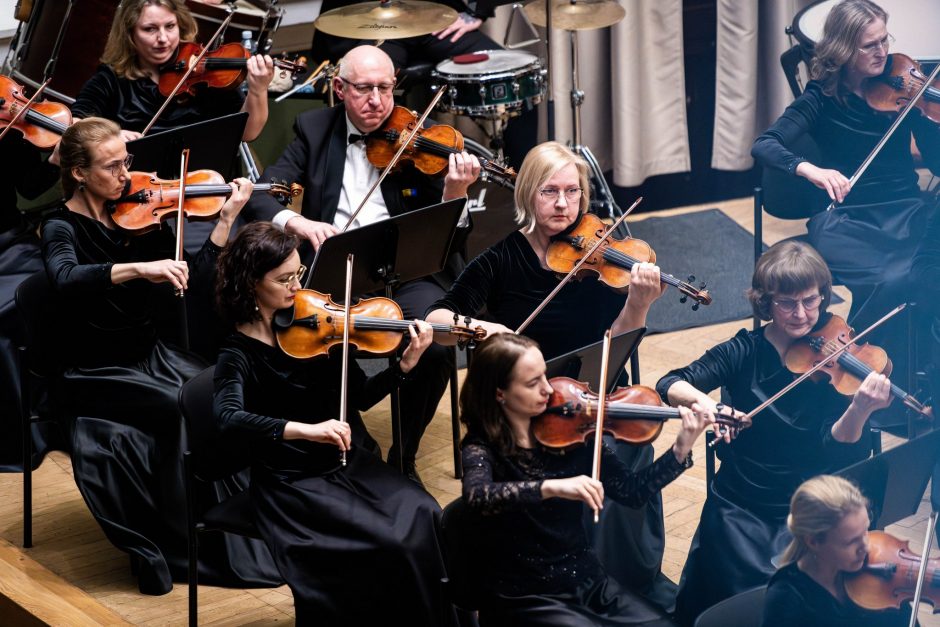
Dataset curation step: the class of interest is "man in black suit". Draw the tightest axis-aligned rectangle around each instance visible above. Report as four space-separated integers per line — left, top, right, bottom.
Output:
245 45 480 484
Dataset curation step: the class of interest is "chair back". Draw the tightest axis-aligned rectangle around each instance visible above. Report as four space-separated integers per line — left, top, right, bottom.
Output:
760 134 827 220
694 585 767 627
441 497 482 610
15 271 65 377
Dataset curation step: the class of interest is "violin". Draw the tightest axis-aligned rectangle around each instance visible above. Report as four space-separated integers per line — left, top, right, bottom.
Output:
532 377 738 449
158 42 307 98
865 53 940 124
364 106 516 186
112 170 300 233
784 313 932 418
845 530 940 612
0 75 70 149
273 289 486 360
545 212 712 309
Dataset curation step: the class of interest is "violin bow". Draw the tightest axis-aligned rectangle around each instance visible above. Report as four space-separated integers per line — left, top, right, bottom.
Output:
141 10 236 137
174 149 191 350
826 60 940 211
590 329 613 524
515 198 642 335
709 303 906 448
0 78 50 143
909 510 938 627
341 86 447 233
338 253 354 467
275 60 331 103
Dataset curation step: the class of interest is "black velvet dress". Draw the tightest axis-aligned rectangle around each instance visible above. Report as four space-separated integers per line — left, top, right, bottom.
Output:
752 78 940 427
655 320 872 626
0 135 59 470
460 434 690 626
214 332 450 626
41 208 281 594
430 229 675 608
761 563 911 627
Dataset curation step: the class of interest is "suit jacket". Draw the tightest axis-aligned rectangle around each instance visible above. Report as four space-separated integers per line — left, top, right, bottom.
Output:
245 104 469 284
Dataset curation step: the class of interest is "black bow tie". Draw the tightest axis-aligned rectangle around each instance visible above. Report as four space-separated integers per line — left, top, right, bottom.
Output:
348 133 368 144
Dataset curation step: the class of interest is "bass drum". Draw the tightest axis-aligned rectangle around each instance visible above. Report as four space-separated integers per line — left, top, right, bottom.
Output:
185 0 283 47
792 0 940 63
462 137 518 258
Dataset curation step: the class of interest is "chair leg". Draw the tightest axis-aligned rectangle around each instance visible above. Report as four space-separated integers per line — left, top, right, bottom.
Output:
19 346 31 549
184 452 198 627
705 431 716 486
753 187 764 332
450 347 462 479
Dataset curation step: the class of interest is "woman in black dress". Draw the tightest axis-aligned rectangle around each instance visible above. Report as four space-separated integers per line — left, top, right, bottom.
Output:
41 117 278 594
212 222 450 625
427 140 676 609
458 332 713 626
656 240 892 625
762 475 910 627
70 0 274 140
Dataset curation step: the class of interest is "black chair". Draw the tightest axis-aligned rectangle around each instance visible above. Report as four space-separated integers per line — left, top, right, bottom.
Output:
440 498 481 627
178 366 266 627
694 585 767 627
15 270 67 549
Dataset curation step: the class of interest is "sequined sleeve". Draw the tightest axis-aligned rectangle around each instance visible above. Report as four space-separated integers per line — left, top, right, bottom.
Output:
461 442 543 515
601 443 692 508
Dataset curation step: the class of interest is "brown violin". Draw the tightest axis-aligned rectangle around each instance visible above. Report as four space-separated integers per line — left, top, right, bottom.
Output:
112 170 299 233
784 313 932 418
865 53 940 124
545 212 712 309
845 530 940 612
364 106 516 186
0 75 71 149
273 289 486 360
533 377 738 448
158 42 307 98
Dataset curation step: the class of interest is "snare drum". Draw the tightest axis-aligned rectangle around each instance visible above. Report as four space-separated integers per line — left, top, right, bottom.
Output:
792 0 940 63
431 50 546 119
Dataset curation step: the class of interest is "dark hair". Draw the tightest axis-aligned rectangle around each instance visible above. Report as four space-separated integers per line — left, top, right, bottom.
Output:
459 333 540 456
216 222 299 326
746 240 832 321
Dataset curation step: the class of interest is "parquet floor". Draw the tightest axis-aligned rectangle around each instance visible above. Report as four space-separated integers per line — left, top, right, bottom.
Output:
3 197 938 625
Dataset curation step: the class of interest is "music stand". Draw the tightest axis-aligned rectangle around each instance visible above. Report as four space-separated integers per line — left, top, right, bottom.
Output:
835 428 940 529
545 327 646 393
303 198 467 471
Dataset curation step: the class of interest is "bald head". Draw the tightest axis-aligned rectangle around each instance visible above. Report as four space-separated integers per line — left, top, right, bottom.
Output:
337 45 395 82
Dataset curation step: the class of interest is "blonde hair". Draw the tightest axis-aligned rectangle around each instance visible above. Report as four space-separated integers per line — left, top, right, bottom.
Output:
780 475 869 565
102 0 197 80
746 240 832 321
59 117 122 198
513 142 590 233
810 0 888 98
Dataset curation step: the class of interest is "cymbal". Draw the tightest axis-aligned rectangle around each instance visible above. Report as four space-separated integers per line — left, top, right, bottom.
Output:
314 0 459 40
524 0 626 31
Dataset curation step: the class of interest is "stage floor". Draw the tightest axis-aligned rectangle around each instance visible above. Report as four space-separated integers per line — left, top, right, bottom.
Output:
3 196 938 625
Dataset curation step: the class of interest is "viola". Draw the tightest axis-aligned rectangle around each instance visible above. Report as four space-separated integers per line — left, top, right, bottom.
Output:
0 75 71 149
532 377 738 449
545 212 712 309
112 170 299 233
273 289 486 360
845 530 940 612
364 106 516 185
158 42 307 98
784 313 932 418
865 53 940 124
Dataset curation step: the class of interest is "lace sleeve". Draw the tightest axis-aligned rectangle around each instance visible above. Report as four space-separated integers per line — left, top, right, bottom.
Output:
461 442 543 515
601 443 691 508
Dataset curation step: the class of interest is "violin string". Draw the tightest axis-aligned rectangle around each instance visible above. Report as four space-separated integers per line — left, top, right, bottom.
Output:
815 337 917 406
16 105 68 135
600 247 687 290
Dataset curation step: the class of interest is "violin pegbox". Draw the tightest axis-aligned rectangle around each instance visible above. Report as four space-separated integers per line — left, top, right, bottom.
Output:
269 180 303 206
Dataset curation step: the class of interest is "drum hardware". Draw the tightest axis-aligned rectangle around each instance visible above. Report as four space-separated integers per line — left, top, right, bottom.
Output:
502 3 541 50
313 0 458 40
523 0 626 31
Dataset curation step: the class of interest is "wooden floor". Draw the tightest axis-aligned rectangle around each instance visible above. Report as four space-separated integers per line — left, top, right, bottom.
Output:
3 197 938 625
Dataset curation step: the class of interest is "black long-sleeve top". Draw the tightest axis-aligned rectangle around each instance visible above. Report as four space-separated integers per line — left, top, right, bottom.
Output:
751 79 940 206
460 434 690 598
213 332 404 479
40 207 221 367
655 321 870 520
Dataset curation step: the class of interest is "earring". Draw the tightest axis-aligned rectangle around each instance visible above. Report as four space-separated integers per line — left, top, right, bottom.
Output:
78 180 86 191
498 398 506 405
254 304 260 312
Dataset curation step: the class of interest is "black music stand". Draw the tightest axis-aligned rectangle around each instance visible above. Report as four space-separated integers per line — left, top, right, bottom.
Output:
836 428 940 529
544 327 646 393
304 198 467 471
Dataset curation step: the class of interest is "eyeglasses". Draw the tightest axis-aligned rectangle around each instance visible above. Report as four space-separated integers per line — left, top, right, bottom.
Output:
96 153 134 177
772 293 823 314
269 264 306 287
538 187 582 202
858 33 894 55
339 77 396 96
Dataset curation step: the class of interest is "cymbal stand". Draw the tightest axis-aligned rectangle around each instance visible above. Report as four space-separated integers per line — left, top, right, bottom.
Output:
567 26 625 227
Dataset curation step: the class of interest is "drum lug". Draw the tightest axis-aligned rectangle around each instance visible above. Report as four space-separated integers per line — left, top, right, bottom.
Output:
479 84 487 104
448 86 458 104
512 81 520 96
